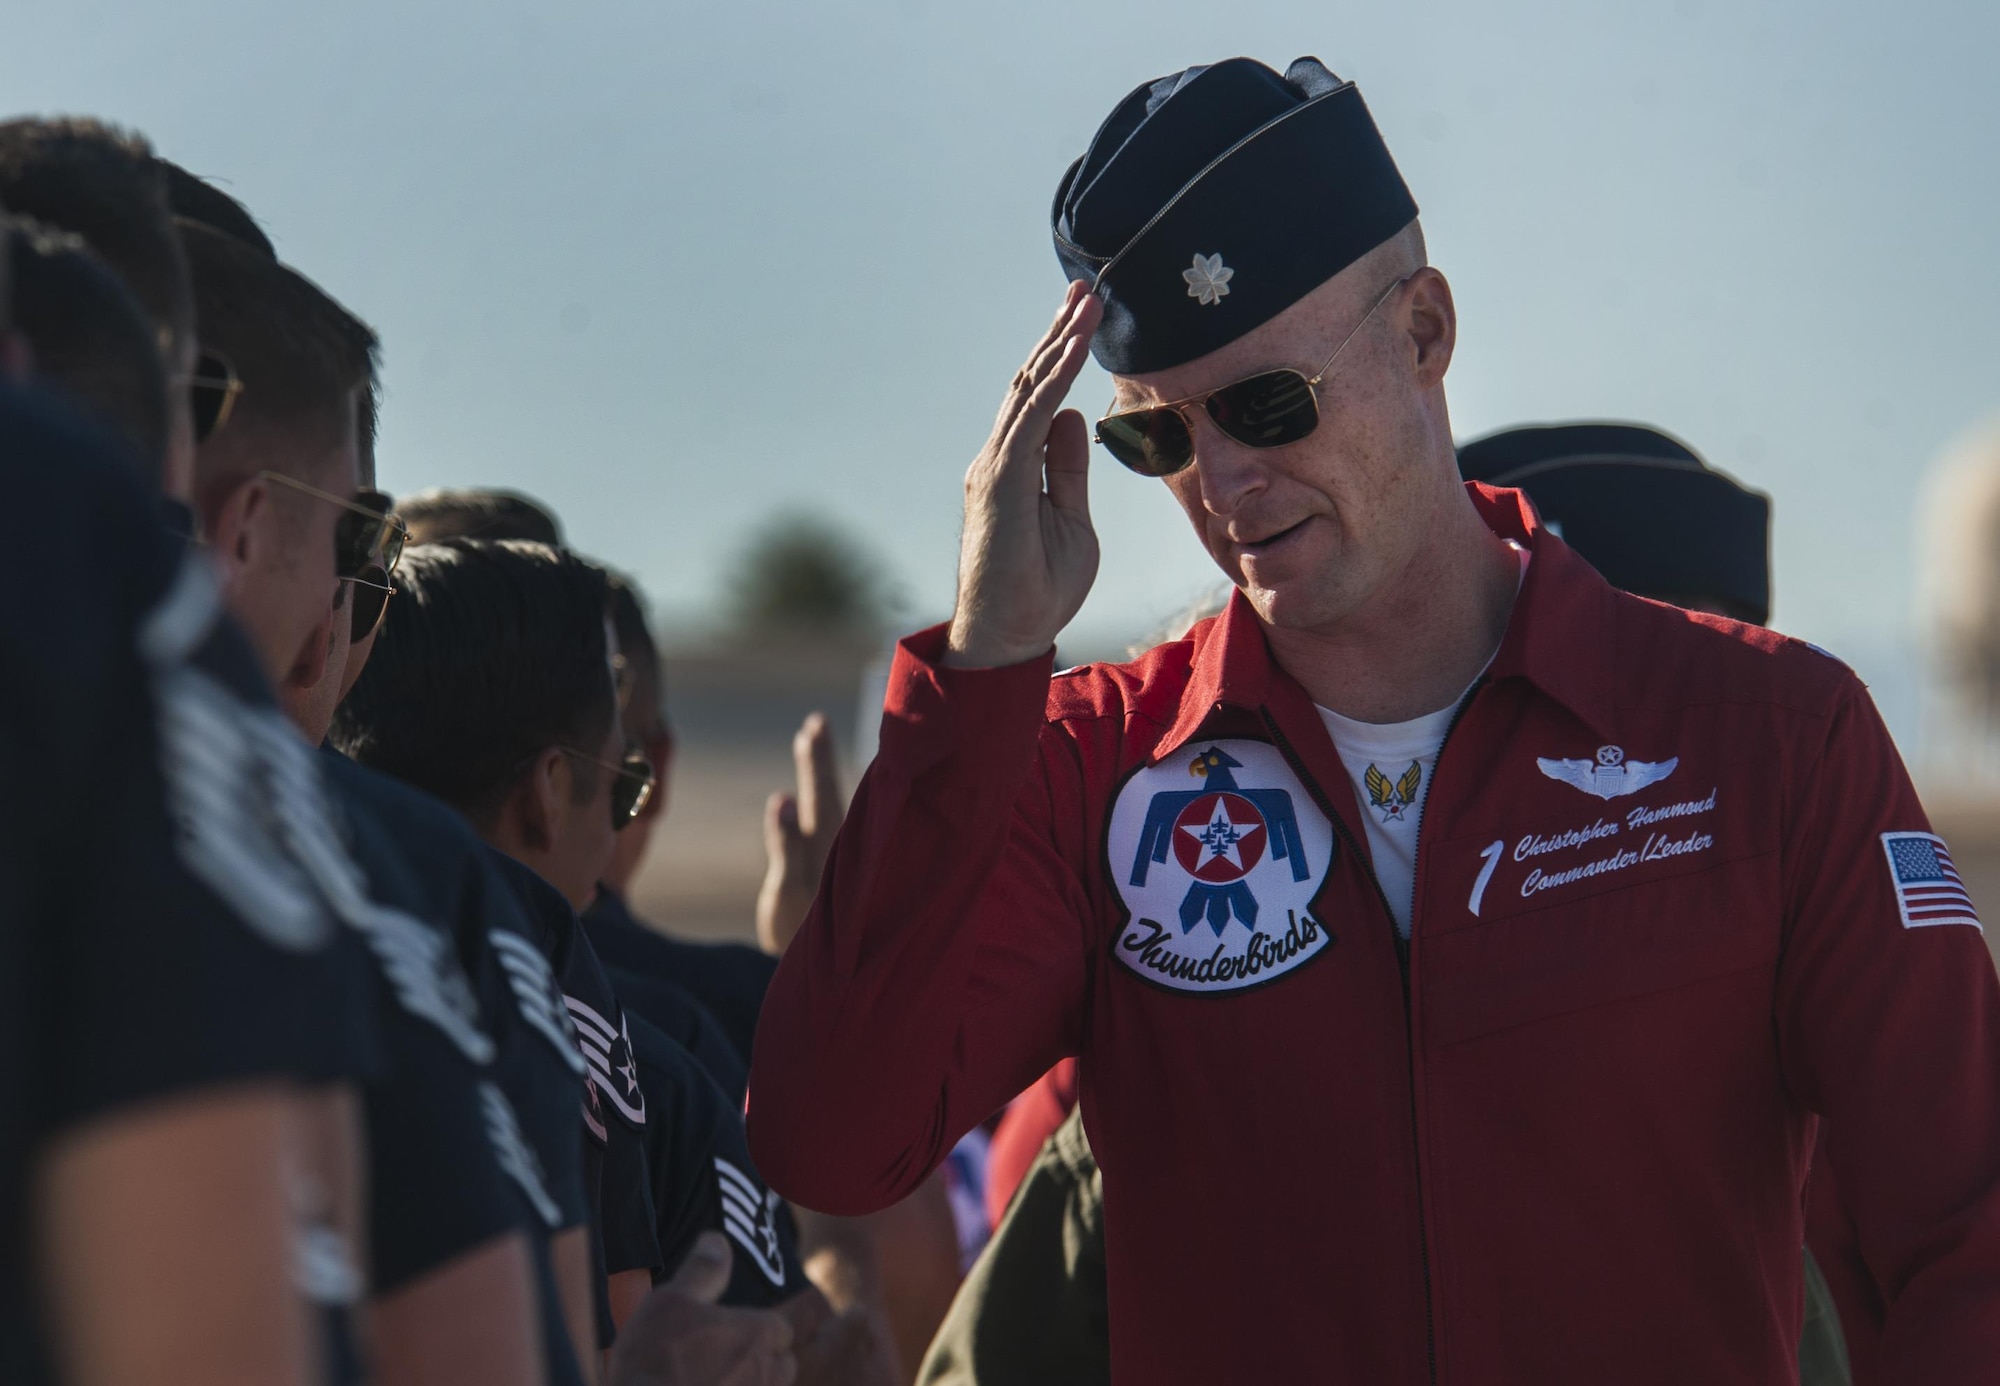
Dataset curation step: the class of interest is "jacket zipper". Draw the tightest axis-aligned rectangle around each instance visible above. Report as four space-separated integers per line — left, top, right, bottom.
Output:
1399 678 1484 1386
1262 678 1484 1386
1261 711 1436 1385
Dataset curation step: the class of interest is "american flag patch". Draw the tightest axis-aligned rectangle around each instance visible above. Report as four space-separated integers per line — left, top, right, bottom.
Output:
1881 832 1983 931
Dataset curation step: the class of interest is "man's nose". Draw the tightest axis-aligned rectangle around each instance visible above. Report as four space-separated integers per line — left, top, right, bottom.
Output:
1185 413 1272 516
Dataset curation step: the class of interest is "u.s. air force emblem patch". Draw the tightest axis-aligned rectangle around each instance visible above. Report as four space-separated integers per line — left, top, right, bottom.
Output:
1107 741 1336 994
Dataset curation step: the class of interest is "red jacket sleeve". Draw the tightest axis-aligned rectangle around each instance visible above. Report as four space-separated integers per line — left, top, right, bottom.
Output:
746 626 1093 1215
985 1059 1079 1230
1776 673 2000 1380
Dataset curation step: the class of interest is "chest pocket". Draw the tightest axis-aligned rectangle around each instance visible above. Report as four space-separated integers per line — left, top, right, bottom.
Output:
1417 847 1780 1051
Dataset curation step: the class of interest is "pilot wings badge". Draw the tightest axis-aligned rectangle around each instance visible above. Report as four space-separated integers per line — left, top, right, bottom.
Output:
1536 744 1678 800
1364 761 1423 823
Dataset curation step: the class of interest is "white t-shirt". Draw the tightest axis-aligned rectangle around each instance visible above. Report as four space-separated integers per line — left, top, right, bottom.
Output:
1315 547 1529 938
1316 698 1461 939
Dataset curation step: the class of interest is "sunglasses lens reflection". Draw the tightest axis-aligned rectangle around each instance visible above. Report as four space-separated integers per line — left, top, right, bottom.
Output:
334 508 403 582
611 752 655 828
1205 369 1319 448
1096 408 1195 477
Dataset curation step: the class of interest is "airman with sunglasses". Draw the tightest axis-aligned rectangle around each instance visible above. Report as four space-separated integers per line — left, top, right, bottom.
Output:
179 211 573 1386
749 56 2000 1385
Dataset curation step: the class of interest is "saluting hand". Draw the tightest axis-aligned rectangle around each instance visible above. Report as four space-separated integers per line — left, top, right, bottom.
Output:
945 282 1104 669
609 1232 797 1386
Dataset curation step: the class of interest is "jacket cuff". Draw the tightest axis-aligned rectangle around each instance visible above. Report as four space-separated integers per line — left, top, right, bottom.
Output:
878 623 1055 783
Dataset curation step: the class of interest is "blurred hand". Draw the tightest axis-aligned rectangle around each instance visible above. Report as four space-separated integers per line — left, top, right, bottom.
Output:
757 713 844 956
945 282 1104 669
779 1289 900 1386
608 1232 796 1386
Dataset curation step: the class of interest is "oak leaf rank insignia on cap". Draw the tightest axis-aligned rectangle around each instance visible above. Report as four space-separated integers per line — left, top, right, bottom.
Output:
1053 56 1418 375
1184 253 1233 305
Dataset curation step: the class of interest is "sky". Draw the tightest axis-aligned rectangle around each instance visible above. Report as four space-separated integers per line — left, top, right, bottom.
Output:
7 0 1998 731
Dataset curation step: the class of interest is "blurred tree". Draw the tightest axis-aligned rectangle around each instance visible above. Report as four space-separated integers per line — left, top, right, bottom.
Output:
728 511 890 642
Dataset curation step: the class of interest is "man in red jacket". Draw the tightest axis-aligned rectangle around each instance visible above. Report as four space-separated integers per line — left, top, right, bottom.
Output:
748 55 2000 1385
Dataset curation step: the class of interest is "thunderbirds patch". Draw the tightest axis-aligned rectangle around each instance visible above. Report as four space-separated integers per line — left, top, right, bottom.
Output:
1107 742 1336 994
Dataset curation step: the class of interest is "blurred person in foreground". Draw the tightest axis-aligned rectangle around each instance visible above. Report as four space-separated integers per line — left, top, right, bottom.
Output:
0 134 380 1386
2 220 168 462
920 422 1852 1386
0 118 202 489
748 56 2000 1384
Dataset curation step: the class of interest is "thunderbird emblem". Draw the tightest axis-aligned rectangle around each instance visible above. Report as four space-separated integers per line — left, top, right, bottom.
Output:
1130 747 1308 934
1536 744 1678 800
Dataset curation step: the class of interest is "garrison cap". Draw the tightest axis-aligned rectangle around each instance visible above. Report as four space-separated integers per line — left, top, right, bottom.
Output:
1053 56 1417 376
1458 422 1772 625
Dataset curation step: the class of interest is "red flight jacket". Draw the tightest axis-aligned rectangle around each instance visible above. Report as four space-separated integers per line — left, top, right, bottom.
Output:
748 485 2000 1385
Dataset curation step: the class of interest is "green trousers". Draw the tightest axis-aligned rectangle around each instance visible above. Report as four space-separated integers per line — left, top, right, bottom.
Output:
920 1107 1851 1386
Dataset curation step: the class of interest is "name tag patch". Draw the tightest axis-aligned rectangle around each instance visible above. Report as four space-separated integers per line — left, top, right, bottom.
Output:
1107 741 1335 994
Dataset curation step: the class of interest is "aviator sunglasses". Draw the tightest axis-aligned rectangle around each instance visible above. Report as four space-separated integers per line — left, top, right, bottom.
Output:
336 491 402 642
256 475 407 642
560 744 657 830
185 349 244 443
257 472 409 583
1094 275 1411 478
338 563 395 643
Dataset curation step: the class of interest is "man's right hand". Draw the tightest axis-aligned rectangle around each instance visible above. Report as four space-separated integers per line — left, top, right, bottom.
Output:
945 282 1104 669
608 1233 796 1386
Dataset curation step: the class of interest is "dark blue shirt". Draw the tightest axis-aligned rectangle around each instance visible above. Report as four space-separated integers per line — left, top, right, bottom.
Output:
0 384 379 1384
583 886 775 1067
318 752 592 1386
604 964 748 1106
484 849 662 1348
627 1014 807 1306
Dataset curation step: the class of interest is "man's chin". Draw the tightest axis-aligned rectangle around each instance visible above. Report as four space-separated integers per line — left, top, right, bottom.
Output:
1236 572 1357 632
1239 579 1305 628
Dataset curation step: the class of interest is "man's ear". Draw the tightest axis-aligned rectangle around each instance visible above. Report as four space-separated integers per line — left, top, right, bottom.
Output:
204 475 273 592
281 601 338 698
1404 266 1457 388
507 747 570 853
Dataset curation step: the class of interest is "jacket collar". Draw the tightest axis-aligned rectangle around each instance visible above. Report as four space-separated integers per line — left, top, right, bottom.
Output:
1156 484 1620 760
